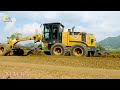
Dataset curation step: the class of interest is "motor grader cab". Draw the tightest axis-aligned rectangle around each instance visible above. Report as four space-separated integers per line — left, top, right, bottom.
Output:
42 23 64 50
0 22 98 56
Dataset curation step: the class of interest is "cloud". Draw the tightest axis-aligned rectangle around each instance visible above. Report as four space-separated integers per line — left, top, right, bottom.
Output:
2 11 120 42
15 22 42 36
43 11 57 20
10 11 58 22
1 22 42 43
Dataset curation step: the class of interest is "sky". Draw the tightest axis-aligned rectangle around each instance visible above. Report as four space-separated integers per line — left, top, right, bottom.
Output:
0 11 120 44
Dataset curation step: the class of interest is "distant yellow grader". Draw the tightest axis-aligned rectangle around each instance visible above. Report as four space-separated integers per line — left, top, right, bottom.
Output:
0 22 98 56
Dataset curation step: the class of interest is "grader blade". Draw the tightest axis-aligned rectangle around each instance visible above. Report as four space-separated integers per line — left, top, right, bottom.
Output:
94 48 110 57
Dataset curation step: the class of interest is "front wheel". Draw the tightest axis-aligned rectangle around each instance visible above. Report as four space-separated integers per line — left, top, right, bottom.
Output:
0 44 11 56
50 43 65 56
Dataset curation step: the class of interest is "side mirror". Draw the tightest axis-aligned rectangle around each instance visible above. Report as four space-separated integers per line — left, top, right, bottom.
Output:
72 26 75 35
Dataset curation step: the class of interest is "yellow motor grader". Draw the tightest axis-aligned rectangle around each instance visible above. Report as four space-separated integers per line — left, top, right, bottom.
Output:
0 22 101 56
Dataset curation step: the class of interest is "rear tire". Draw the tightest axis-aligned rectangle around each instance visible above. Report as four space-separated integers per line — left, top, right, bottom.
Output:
70 44 87 56
50 43 65 56
0 44 11 56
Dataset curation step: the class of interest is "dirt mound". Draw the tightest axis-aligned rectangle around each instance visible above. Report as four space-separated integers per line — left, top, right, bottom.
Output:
99 55 120 58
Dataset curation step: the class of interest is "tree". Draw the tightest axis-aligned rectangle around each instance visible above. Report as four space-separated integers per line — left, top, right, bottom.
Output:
10 34 16 40
97 45 104 50
9 33 22 40
37 43 42 49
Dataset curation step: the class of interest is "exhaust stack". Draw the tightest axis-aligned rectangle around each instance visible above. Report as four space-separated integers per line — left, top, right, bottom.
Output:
72 26 75 35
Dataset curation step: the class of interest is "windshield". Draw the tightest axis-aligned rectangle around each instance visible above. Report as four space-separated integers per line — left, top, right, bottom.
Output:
59 25 64 32
45 25 50 32
44 25 51 40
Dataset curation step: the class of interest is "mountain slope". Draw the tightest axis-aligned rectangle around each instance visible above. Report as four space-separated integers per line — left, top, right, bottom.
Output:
97 35 120 49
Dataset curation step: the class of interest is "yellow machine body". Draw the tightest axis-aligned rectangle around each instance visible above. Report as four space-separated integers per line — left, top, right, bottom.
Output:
62 32 96 47
7 34 42 48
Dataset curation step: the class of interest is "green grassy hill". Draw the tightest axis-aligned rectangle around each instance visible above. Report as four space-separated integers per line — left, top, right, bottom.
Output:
97 35 120 49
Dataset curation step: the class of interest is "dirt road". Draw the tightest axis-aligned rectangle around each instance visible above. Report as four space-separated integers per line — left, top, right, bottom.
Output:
0 55 120 79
